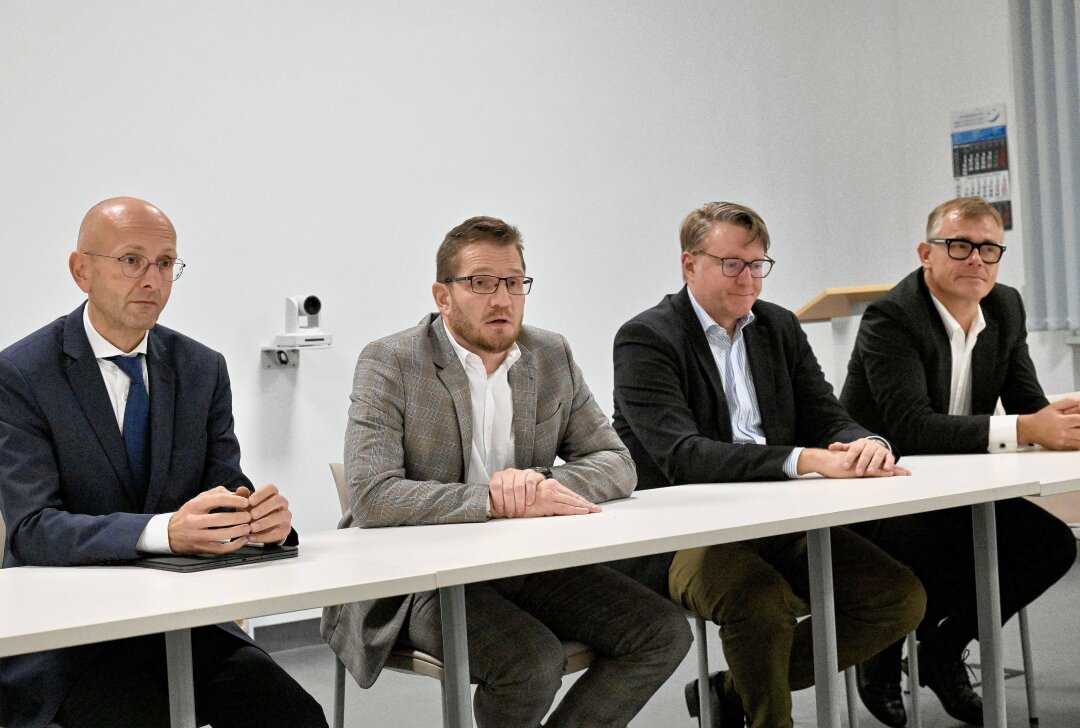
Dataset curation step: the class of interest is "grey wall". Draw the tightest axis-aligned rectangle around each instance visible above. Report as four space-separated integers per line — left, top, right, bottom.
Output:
3 0 1065 623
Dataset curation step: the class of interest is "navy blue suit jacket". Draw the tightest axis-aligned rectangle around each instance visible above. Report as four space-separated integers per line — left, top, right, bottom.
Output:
0 304 269 727
610 287 872 593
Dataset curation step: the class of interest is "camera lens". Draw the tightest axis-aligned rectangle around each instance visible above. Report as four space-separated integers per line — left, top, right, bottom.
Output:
302 296 321 315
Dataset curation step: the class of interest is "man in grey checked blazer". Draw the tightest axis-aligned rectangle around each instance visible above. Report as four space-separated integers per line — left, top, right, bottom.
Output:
322 216 691 727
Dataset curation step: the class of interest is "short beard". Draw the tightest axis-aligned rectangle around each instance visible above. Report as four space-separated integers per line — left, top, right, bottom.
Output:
445 306 520 355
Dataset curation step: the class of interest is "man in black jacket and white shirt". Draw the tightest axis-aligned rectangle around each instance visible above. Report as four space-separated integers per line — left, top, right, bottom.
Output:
842 196 1079 727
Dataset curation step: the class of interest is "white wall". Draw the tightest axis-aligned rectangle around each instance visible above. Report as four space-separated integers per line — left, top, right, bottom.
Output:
887 0 1078 393
3 0 1065 619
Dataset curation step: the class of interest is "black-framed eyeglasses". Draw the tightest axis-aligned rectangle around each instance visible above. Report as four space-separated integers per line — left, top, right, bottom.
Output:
927 238 1006 264
83 252 186 281
698 252 775 278
443 275 533 295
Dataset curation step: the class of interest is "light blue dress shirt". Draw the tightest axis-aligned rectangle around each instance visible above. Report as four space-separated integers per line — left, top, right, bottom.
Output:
686 289 804 478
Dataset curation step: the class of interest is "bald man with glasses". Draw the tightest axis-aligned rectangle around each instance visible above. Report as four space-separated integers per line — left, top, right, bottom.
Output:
0 197 326 728
842 196 1078 727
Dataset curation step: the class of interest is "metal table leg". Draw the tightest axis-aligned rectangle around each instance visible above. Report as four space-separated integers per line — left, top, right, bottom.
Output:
165 628 197 728
1018 608 1038 724
440 584 473 728
907 631 922 728
807 527 842 728
972 502 1006 728
844 666 860 728
694 616 713 727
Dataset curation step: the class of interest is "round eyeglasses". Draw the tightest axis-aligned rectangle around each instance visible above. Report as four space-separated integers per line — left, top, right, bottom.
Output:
83 252 186 281
697 252 775 278
443 275 534 295
927 238 1005 264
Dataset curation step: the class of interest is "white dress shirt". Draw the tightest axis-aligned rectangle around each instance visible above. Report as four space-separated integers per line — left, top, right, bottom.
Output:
445 326 521 485
928 293 1020 451
82 306 173 553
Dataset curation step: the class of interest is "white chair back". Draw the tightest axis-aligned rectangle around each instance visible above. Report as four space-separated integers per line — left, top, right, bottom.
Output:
329 462 348 516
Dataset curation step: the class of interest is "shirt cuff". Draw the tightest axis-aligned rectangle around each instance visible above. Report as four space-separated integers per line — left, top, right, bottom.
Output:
783 447 805 479
136 512 175 554
866 435 892 452
989 414 1022 452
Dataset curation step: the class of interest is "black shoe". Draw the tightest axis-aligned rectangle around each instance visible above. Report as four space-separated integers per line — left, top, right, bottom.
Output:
684 670 745 728
918 644 984 726
856 652 907 728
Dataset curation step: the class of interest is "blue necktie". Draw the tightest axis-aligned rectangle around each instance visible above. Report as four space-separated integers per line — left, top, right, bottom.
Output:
107 354 151 500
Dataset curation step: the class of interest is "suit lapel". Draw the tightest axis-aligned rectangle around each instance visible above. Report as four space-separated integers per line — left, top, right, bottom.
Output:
62 305 141 506
509 344 537 467
915 271 969 412
143 330 176 513
970 312 1000 415
430 317 473 482
744 320 782 443
673 289 732 438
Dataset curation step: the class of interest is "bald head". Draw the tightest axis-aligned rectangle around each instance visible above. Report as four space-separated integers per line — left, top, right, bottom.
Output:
77 197 176 252
70 196 179 351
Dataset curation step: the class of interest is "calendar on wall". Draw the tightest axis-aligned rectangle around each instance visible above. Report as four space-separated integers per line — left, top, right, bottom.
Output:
951 104 1012 230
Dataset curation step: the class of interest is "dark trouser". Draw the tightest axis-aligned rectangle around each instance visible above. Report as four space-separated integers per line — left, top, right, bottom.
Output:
668 528 926 728
851 497 1077 661
55 625 327 728
404 564 693 728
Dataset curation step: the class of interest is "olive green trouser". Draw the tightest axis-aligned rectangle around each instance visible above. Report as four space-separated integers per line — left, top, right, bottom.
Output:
669 528 926 728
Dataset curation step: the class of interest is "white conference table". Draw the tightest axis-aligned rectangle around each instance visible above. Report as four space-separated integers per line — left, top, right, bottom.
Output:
387 457 1040 728
0 529 437 728
1021 450 1080 496
3 450 1077 728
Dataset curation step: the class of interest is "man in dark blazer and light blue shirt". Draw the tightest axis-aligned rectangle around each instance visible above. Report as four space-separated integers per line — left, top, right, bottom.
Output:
842 196 1078 727
611 201 926 728
0 198 326 728
322 216 691 728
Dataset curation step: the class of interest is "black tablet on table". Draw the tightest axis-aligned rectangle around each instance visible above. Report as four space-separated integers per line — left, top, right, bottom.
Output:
129 544 298 572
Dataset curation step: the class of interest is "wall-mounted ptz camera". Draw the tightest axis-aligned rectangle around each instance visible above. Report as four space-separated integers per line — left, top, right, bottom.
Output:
274 295 333 348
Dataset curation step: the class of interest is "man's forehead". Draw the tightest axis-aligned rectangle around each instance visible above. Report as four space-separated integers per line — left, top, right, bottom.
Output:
103 224 177 250
457 242 523 270
705 222 762 250
89 205 174 242
938 212 1003 242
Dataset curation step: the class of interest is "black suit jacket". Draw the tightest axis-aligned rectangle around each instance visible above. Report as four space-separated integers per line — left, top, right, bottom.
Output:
0 304 290 728
610 287 872 592
841 269 1047 454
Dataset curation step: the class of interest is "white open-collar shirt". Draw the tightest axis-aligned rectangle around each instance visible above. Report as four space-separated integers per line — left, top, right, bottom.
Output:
928 292 1019 451
445 325 522 485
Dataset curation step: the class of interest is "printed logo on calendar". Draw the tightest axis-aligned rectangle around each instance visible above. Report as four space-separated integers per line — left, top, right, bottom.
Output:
951 104 1012 230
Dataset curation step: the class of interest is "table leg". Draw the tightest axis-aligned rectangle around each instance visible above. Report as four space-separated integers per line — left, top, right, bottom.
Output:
906 631 922 728
165 629 197 728
693 616 713 727
972 502 1006 728
844 666 860 728
807 527 842 728
440 584 473 728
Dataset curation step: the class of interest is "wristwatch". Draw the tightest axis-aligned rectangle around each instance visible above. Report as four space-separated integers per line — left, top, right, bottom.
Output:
531 466 554 480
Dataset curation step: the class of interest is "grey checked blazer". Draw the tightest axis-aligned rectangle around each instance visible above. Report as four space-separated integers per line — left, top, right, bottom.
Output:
321 314 635 688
